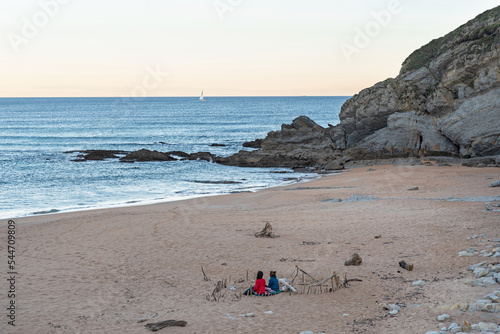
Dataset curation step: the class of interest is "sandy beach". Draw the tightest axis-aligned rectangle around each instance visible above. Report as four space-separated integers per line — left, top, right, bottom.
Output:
2 164 499 334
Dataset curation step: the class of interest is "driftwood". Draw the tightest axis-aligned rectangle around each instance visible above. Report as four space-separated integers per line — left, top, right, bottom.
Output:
399 260 414 271
255 222 279 238
208 279 227 302
145 320 187 331
201 266 210 281
307 273 336 287
294 265 318 282
278 278 297 292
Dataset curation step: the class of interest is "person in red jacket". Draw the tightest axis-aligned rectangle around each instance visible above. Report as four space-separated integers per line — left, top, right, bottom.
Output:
254 271 267 295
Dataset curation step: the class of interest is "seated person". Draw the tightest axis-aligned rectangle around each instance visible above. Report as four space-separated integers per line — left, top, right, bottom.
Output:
267 271 280 292
254 271 267 295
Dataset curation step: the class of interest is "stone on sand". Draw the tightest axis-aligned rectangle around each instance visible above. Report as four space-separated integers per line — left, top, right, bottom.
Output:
344 253 362 266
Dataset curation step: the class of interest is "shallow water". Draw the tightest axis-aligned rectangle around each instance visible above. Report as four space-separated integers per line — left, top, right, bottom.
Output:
0 96 347 218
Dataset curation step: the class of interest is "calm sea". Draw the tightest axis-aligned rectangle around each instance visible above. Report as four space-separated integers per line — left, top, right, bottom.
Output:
0 96 348 219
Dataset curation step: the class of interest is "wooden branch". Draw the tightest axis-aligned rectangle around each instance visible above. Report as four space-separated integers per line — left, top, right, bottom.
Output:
201 266 210 281
278 279 297 292
145 320 187 331
346 278 363 283
307 273 336 287
295 265 318 282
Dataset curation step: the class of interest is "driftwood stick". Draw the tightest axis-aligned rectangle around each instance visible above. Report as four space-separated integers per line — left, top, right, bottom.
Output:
307 273 336 287
201 267 210 281
334 274 340 288
295 265 318 282
346 278 363 283
145 320 187 332
291 268 299 283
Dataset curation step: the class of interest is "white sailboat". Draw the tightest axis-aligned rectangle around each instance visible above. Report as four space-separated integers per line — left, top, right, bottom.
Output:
199 90 206 101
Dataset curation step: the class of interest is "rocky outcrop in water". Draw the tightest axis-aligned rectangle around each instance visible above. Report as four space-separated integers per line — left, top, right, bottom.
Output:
69 149 216 163
120 149 176 162
218 116 339 167
222 6 500 168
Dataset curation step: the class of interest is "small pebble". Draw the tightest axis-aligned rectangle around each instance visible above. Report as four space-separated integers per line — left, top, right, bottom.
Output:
437 314 451 321
245 313 254 318
412 280 425 287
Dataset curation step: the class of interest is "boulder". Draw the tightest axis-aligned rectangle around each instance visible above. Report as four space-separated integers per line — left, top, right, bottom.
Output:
344 253 362 266
219 116 339 168
490 181 500 187
74 150 127 161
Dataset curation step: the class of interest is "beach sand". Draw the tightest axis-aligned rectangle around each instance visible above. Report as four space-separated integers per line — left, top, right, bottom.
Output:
2 164 499 333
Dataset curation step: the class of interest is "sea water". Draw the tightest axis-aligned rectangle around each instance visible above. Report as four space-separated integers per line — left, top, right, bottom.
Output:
0 96 348 219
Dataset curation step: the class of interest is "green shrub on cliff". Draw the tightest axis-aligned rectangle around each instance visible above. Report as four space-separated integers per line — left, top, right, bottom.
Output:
401 6 500 73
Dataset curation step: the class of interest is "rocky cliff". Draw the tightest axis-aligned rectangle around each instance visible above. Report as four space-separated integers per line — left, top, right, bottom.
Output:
220 6 500 168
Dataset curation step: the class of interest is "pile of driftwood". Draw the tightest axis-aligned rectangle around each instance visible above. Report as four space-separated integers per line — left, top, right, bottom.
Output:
255 222 279 238
291 265 361 295
202 265 361 301
203 267 245 302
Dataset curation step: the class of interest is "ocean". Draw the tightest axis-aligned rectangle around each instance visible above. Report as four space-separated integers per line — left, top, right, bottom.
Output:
0 96 348 219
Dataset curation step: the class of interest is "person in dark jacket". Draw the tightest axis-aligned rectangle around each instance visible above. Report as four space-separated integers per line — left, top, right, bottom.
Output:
267 271 280 292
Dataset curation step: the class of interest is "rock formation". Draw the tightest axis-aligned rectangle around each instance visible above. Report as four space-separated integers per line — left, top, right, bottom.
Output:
120 149 176 162
221 6 500 168
218 116 340 167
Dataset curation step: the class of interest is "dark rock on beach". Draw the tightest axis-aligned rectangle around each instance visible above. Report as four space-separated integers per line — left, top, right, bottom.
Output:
344 253 362 266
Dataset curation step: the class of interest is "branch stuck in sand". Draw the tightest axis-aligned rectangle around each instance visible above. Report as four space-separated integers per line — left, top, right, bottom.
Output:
255 222 279 238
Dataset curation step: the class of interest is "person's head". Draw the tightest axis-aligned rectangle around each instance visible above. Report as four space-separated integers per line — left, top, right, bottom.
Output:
270 271 276 277
257 271 263 279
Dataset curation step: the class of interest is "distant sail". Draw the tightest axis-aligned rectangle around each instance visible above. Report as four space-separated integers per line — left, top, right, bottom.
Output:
199 90 206 101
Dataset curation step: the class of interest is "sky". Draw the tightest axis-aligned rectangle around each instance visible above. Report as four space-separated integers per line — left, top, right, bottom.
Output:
0 0 498 97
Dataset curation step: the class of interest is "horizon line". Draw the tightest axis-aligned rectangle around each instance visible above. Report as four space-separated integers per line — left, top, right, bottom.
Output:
0 95 354 99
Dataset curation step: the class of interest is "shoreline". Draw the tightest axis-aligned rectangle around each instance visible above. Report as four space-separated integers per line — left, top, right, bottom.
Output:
3 164 499 333
2 170 326 224
2 170 324 222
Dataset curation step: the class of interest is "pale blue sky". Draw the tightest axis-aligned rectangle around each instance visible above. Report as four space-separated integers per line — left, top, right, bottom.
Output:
1 0 498 97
